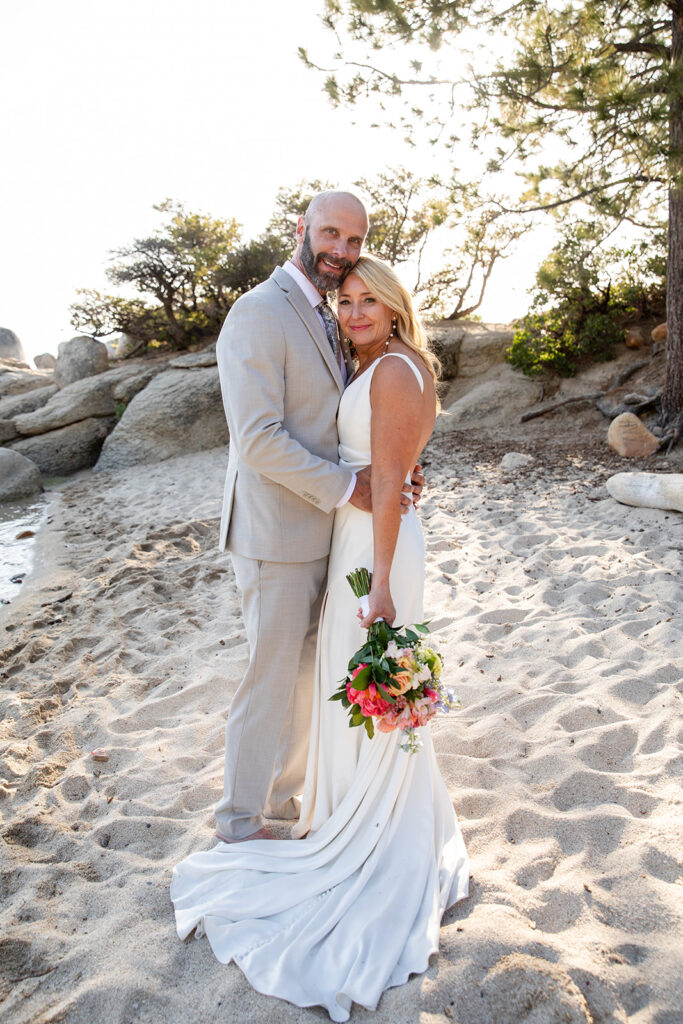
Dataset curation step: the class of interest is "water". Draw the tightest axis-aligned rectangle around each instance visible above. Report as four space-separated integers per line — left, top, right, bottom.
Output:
0 498 49 604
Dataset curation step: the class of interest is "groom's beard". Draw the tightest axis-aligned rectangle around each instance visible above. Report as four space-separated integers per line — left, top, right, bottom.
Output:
301 228 353 293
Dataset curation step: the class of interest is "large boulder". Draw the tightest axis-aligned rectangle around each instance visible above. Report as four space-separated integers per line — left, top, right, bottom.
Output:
607 412 659 457
96 366 228 471
13 374 117 436
0 448 42 502
9 417 115 476
434 365 542 432
0 329 26 363
34 353 57 370
54 336 109 387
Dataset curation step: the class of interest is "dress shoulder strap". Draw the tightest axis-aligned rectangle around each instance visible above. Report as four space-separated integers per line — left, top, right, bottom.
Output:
379 352 425 393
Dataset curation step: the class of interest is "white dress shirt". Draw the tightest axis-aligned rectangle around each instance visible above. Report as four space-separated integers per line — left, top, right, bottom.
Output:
281 261 356 508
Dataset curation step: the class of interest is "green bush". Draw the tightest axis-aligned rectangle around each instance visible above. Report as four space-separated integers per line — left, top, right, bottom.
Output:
506 221 666 378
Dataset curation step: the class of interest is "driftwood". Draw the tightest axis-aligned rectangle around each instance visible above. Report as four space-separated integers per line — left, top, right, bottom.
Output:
520 358 654 424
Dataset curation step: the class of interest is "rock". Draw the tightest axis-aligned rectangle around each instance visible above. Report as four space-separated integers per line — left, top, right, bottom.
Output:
457 323 515 377
34 353 57 369
96 366 228 471
0 420 19 443
0 448 43 501
54 336 109 388
0 361 54 398
0 384 58 420
105 333 140 360
607 412 660 457
13 375 117 436
0 329 26 363
500 452 534 472
112 369 157 404
651 322 667 342
625 326 646 349
434 365 542 433
168 345 217 368
9 417 115 475
606 472 683 512
426 320 514 380
426 323 463 380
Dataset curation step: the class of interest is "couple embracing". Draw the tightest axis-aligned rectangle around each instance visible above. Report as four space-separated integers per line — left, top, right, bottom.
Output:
171 191 469 1021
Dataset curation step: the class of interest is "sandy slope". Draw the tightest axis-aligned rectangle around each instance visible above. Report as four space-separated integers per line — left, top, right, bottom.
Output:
0 435 681 1024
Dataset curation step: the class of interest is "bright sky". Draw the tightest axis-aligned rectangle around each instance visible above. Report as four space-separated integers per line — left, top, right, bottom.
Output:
1 0 553 364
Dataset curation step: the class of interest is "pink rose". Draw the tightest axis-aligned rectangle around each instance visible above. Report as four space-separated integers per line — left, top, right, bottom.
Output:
357 683 390 717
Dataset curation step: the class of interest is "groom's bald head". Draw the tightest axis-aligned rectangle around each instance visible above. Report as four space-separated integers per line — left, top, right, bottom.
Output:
303 190 368 229
294 190 369 294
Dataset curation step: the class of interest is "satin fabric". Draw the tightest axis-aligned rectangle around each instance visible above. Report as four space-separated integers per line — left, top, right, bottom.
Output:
171 354 469 1021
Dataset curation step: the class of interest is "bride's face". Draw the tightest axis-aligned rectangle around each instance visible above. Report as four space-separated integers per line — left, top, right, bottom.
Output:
337 274 393 353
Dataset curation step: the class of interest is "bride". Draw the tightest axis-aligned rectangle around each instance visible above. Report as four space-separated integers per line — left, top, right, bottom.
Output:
171 255 469 1021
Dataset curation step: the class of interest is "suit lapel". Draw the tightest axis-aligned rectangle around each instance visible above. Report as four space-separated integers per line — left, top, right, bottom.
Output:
272 267 344 393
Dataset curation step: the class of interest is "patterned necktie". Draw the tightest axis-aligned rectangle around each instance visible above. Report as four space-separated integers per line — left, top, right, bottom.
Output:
317 300 339 360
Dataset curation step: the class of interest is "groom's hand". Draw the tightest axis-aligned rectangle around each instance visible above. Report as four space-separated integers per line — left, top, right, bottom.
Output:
349 466 372 512
348 466 415 516
410 464 425 509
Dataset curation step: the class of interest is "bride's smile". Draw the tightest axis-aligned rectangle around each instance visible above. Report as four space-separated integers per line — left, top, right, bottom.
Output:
337 274 393 364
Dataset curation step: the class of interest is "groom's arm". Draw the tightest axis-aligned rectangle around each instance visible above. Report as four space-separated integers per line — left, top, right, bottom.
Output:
218 295 353 513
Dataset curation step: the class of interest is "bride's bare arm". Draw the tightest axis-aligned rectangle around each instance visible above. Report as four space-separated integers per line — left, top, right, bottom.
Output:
360 357 430 627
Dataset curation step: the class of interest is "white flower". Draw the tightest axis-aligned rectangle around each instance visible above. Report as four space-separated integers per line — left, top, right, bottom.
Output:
385 640 400 658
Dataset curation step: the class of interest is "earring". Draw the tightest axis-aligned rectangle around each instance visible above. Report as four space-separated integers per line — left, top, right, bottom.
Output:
345 337 357 359
391 317 398 336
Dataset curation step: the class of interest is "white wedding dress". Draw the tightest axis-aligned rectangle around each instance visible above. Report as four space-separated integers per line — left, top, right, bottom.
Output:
171 354 469 1021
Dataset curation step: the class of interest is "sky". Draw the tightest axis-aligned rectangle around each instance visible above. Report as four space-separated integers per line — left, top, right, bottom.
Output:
1 0 554 364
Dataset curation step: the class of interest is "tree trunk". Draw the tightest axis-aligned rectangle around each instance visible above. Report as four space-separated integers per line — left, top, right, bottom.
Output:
663 3 683 423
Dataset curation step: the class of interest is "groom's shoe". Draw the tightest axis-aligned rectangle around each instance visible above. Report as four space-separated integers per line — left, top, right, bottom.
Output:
215 827 275 844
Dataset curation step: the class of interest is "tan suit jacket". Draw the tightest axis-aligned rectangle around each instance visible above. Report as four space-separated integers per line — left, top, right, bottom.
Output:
217 266 355 562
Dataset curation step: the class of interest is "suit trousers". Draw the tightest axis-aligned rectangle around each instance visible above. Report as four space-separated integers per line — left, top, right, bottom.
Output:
214 553 329 840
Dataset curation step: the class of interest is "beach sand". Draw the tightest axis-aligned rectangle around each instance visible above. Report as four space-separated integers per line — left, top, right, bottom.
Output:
1 432 681 1024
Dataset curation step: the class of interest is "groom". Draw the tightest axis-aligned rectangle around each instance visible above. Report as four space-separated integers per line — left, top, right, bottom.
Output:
215 191 408 842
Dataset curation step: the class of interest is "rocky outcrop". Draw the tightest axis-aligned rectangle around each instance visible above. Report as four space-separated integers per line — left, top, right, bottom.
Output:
0 329 26 363
34 353 57 369
0 448 43 502
10 417 116 476
168 345 217 368
0 384 58 420
13 374 117 436
112 370 158 404
96 366 228 471
0 358 54 398
607 413 659 458
434 365 542 433
54 336 109 388
426 321 514 381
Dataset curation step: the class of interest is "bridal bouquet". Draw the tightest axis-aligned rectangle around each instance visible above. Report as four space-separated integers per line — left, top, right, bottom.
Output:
329 568 461 754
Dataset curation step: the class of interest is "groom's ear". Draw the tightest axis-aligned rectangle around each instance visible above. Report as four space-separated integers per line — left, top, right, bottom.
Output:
295 216 305 242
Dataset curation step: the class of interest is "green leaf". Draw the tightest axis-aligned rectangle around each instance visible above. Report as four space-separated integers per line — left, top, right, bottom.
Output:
364 718 375 739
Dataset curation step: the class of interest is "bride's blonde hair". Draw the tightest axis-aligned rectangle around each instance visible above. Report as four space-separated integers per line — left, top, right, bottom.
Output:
340 254 440 383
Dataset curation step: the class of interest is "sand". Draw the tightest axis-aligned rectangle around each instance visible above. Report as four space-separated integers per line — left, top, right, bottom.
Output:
1 431 681 1024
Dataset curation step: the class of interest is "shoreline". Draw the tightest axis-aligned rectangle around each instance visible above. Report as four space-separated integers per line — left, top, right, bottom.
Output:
0 438 681 1024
